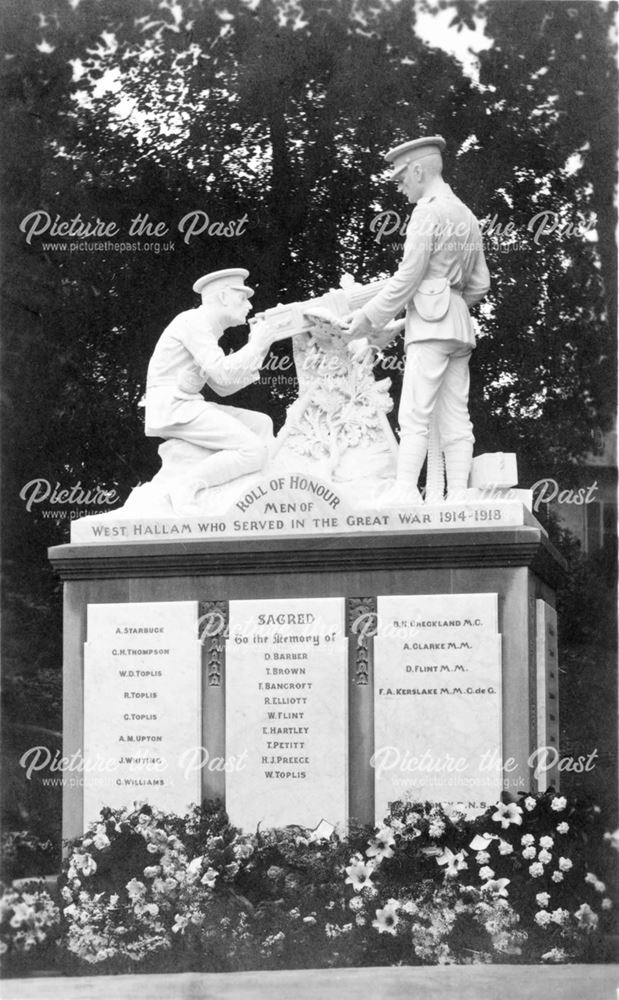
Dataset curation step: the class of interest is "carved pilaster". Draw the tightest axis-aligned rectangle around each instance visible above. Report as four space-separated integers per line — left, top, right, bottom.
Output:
199 600 228 805
346 596 376 825
199 600 228 687
346 596 376 685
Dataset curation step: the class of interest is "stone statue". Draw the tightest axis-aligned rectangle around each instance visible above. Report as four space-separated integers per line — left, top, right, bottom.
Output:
121 275 401 517
272 303 399 485
346 135 491 505
141 268 279 514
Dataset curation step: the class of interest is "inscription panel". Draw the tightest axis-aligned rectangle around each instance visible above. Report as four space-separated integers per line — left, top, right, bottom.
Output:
71 474 534 543
374 594 502 821
225 597 348 831
83 601 201 824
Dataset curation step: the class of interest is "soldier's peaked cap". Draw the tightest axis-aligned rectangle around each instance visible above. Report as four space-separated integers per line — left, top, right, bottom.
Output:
385 136 446 179
192 268 254 297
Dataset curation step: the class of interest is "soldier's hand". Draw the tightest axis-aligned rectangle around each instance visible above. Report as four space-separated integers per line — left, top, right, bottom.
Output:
348 337 372 363
248 319 275 351
343 309 373 341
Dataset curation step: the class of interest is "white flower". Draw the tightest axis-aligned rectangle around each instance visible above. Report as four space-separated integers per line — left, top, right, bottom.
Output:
401 900 418 916
349 896 364 912
172 913 190 934
187 856 203 877
524 796 537 811
556 822 569 834
475 851 491 864
558 857 573 872
126 878 146 901
200 867 218 888
373 826 396 848
481 878 510 898
536 892 550 908
303 915 317 925
498 839 513 856
479 866 495 881
81 854 97 876
539 836 554 849
428 818 445 838
366 828 395 861
93 831 110 851
143 865 160 878
522 847 536 860
584 872 605 892
535 910 552 927
529 862 544 878
550 796 567 812
345 855 374 892
541 947 568 963
492 802 523 829
521 834 535 846
372 900 400 936
550 908 569 925
538 849 552 865
10 901 36 930
436 847 468 877
604 829 619 851
601 898 613 910
551 871 564 883
574 903 599 929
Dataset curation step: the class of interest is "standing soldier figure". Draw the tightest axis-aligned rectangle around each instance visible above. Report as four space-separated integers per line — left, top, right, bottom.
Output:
346 136 490 504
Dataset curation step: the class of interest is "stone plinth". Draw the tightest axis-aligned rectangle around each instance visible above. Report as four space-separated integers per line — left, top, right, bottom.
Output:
49 520 564 841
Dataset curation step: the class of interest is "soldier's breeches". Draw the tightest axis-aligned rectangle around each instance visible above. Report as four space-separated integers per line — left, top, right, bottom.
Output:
159 403 273 487
398 342 474 446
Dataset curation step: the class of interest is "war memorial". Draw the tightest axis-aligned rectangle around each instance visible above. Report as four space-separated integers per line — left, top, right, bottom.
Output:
34 138 616 986
10 136 616 994
51 238 565 839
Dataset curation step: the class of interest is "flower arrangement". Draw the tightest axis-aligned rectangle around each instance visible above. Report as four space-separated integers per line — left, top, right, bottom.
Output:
338 792 617 964
0 882 61 972
1 792 616 977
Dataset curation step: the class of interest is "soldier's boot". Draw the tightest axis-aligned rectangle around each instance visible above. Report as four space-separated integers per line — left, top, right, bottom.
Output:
379 435 427 506
444 441 474 503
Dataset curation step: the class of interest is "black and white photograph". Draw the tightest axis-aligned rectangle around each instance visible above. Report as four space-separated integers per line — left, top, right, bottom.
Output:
1 0 617 997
